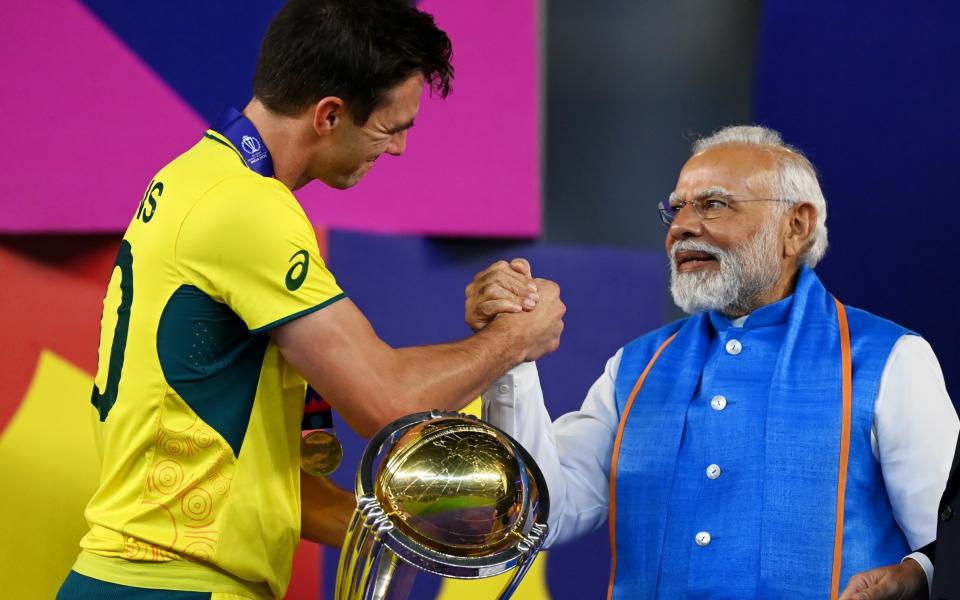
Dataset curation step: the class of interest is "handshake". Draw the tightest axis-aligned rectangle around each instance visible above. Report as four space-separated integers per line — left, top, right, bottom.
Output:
464 258 566 363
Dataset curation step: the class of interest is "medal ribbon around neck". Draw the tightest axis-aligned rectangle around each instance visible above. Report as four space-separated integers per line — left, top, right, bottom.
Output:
213 107 275 178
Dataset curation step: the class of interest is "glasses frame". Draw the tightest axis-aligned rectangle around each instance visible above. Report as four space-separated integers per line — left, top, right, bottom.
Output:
658 195 793 227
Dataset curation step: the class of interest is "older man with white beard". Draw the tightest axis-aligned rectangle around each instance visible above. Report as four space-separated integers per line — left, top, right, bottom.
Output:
467 125 957 599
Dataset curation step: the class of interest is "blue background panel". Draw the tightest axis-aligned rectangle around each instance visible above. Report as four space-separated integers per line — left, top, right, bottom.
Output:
80 0 280 123
754 0 960 400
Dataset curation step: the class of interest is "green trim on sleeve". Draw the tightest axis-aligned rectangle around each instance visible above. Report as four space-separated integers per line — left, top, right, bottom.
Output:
249 292 348 334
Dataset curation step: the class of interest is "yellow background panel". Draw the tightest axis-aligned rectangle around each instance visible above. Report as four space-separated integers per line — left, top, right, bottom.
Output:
0 350 100 599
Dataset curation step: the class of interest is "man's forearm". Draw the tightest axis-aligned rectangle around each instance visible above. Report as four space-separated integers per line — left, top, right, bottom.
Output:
321 318 527 438
274 289 563 439
386 318 528 414
300 474 356 547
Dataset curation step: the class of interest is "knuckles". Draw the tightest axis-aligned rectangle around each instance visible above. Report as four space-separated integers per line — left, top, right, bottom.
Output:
479 283 503 298
534 278 559 296
510 257 531 272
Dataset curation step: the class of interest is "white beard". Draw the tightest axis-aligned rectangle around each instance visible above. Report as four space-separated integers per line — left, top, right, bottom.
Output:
669 218 783 316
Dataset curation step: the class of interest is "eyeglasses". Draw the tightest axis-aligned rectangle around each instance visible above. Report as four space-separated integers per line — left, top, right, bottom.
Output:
658 195 792 226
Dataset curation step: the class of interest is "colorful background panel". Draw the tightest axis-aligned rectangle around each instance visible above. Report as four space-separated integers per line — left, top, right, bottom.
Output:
1 0 540 238
753 0 960 410
0 237 324 599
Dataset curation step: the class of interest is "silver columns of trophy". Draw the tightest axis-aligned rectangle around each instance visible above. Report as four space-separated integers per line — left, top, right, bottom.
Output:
335 410 550 600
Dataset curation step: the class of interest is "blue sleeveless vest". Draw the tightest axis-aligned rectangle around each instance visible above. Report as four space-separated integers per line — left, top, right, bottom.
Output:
610 267 912 598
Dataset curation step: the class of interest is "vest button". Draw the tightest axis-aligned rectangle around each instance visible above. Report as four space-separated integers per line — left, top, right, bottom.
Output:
706 464 722 479
725 339 742 355
695 531 712 547
710 395 727 411
942 506 953 522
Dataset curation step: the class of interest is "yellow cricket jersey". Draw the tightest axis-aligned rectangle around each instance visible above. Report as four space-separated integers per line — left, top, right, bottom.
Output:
74 130 344 599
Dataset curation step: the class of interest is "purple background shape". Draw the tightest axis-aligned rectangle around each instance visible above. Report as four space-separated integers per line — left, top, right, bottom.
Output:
320 230 667 598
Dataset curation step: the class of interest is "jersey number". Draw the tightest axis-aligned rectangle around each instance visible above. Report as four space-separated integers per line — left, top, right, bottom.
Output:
136 179 163 223
91 240 134 421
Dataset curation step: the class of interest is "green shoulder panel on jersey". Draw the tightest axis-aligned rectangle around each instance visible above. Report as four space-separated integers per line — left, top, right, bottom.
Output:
156 285 269 457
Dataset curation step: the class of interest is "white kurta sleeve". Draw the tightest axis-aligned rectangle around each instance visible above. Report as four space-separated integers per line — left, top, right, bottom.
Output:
481 351 624 547
873 335 958 553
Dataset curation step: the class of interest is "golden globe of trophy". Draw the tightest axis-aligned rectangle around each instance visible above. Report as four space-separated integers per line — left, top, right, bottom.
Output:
335 410 550 600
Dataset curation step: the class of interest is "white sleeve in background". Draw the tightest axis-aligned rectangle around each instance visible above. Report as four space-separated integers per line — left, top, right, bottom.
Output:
482 351 623 547
873 335 958 594
903 551 935 598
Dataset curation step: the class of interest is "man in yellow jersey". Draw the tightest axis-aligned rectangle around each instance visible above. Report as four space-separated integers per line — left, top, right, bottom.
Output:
57 1 564 598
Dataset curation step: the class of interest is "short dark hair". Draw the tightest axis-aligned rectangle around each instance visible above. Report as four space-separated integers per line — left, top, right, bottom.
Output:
253 0 453 124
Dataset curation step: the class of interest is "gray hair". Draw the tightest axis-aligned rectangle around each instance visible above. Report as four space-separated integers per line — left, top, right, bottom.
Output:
692 125 828 268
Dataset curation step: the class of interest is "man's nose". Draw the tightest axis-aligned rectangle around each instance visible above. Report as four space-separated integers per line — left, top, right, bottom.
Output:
667 203 704 242
386 130 408 156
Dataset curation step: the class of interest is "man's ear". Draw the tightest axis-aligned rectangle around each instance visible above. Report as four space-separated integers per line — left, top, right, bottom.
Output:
312 97 346 136
784 201 817 259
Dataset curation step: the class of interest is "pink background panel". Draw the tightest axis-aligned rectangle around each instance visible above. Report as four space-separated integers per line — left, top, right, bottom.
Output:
0 0 207 233
297 0 542 238
0 0 540 238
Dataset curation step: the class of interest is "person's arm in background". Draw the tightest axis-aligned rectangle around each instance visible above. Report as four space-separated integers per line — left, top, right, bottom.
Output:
838 335 957 600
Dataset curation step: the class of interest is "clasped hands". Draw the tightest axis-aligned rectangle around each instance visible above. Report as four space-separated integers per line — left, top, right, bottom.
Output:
465 258 565 362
